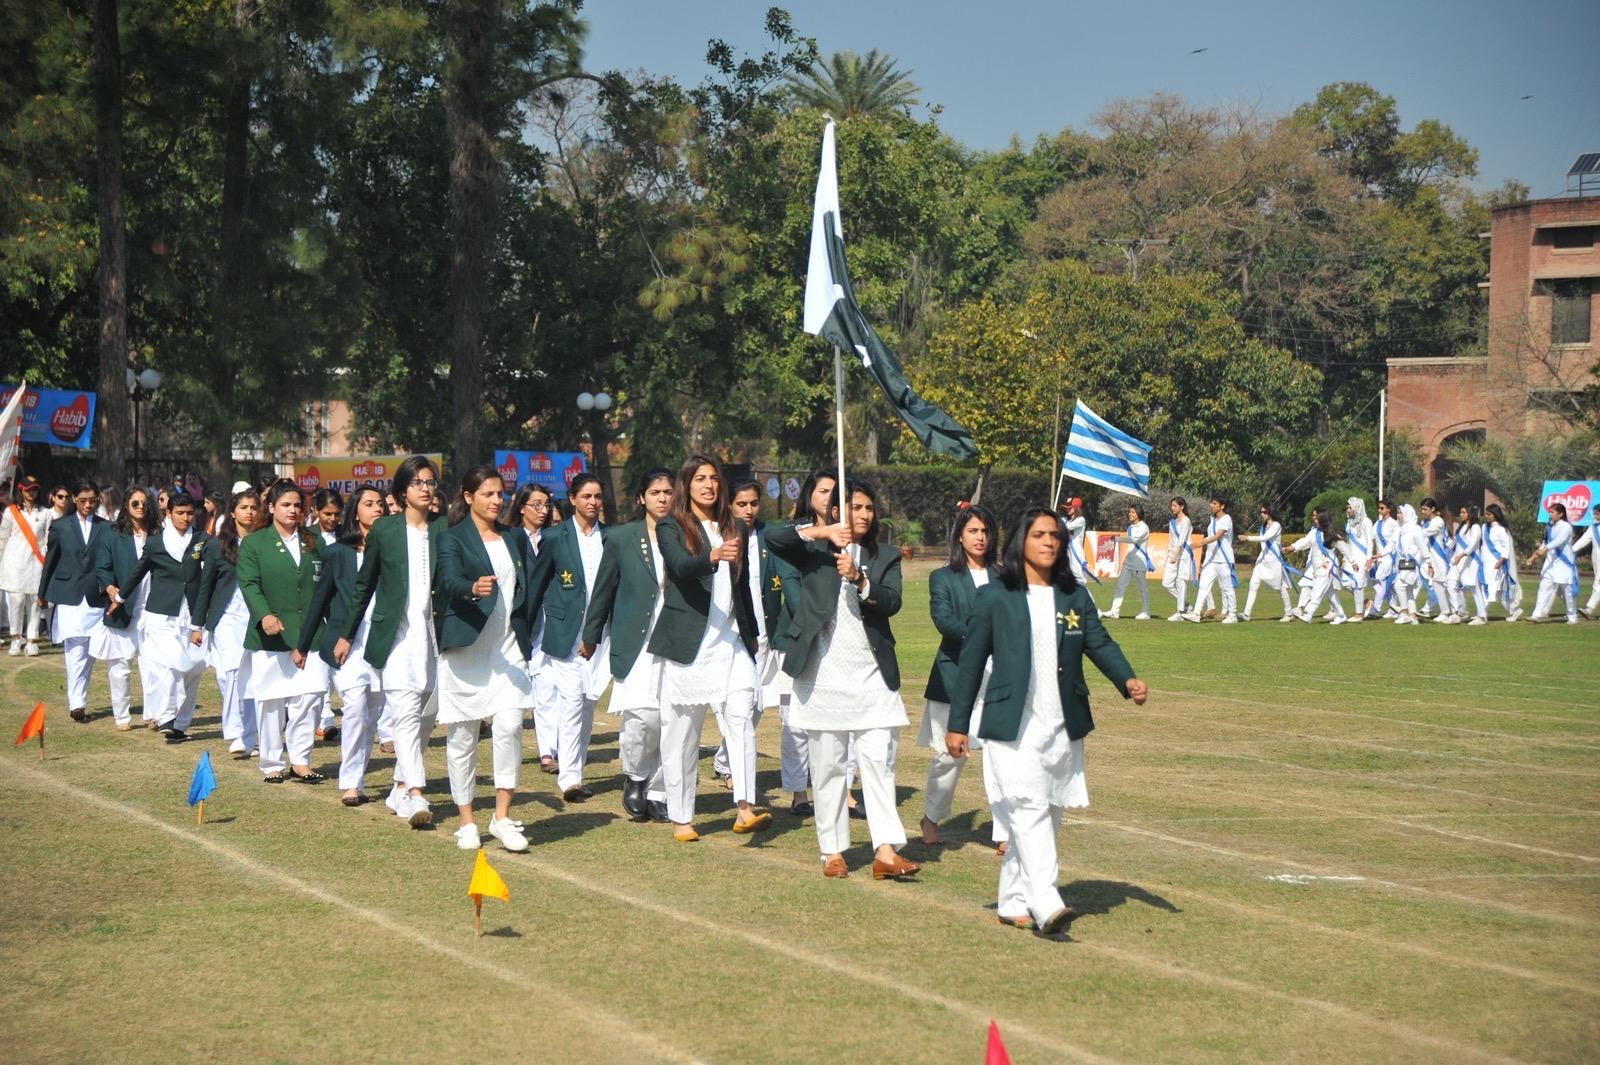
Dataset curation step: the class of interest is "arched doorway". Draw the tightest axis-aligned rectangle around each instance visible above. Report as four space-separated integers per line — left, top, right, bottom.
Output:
1431 427 1486 513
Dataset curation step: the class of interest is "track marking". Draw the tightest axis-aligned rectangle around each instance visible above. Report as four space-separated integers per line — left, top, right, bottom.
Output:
1389 821 1600 864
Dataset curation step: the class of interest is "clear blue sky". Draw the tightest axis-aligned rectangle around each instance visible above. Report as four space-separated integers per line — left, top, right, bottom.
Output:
577 0 1600 197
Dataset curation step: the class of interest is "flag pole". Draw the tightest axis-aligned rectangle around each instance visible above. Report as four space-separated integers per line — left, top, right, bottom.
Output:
833 346 848 530
37 726 44 762
474 897 483 939
196 799 204 825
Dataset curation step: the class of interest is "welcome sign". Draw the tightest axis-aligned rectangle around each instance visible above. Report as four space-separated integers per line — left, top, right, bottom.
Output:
292 454 444 495
493 450 588 496
0 384 97 449
1538 481 1599 526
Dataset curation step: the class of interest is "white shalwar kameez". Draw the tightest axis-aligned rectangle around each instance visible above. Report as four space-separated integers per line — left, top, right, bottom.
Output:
1392 506 1425 621
52 513 104 714
1531 520 1580 623
611 529 668 806
987 586 1088 925
1287 529 1349 622
1342 499 1374 618
140 526 209 731
1572 524 1600 617
1062 514 1091 586
383 524 439 793
251 532 332 775
0 503 51 643
1240 521 1293 619
315 529 339 732
547 522 609 793
334 546 385 791
918 568 994 827
1477 523 1518 620
1447 524 1483 620
713 531 782 787
1107 523 1152 617
88 530 150 727
209 580 256 750
521 527 556 761
1420 515 1451 616
1368 514 1400 615
1162 514 1195 616
1191 513 1237 620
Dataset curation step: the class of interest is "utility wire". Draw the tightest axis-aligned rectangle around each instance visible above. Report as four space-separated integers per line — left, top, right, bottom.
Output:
1270 389 1384 512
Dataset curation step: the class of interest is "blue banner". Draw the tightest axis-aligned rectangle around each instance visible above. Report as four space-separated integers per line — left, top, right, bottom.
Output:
493 450 588 497
0 384 96 450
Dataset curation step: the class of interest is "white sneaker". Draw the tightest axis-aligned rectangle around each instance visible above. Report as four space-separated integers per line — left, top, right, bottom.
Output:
1329 617 1346 626
7 639 21 656
1467 617 1487 626
228 738 246 755
488 816 529 852
407 795 433 829
1347 615 1363 623
1134 612 1151 620
385 788 409 817
1279 613 1297 623
1182 612 1202 623
1101 611 1120 620
23 642 38 656
1220 615 1238 624
1507 608 1524 622
1167 612 1183 622
454 822 481 850
1567 617 1580 625
1391 615 1408 625
1237 614 1251 622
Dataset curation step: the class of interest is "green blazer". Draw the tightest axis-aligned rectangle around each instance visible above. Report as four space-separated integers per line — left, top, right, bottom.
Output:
753 521 783 636
582 520 660 678
296 540 360 668
342 514 444 668
526 518 607 659
93 531 144 630
193 540 239 632
645 515 758 666
236 526 324 653
435 520 541 659
949 581 1136 743
923 563 1001 703
767 523 804 654
39 513 111 606
766 524 902 691
123 531 209 619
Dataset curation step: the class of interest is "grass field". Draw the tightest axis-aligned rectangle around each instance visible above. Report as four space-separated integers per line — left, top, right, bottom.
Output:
2 563 1597 1065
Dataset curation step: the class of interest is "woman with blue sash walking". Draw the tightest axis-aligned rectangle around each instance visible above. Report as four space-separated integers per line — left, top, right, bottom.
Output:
1239 503 1295 622
1161 497 1196 621
1444 505 1483 626
1341 498 1374 621
947 507 1148 934
1574 503 1600 619
1186 496 1238 624
1102 504 1152 620
1417 498 1451 620
1476 504 1521 625
1286 508 1350 624
1525 502 1580 624
1365 500 1400 619
1390 504 1425 624
1059 497 1097 589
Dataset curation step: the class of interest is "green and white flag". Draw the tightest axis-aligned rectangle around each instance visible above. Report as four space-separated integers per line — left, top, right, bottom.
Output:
803 121 977 460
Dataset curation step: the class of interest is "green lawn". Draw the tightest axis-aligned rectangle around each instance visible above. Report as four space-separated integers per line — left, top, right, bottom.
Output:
2 564 1597 1064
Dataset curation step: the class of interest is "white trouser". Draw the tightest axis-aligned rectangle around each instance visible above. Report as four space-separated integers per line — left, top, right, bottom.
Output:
258 693 318 775
1193 563 1236 617
547 656 598 790
530 657 559 760
217 667 257 747
105 657 134 725
712 692 760 806
1532 578 1577 621
1243 570 1292 617
992 798 1066 923
809 727 906 856
1392 572 1419 613
778 696 812 793
1345 565 1369 615
62 636 93 711
445 703 524 807
981 748 1011 843
374 698 395 743
387 688 435 791
146 660 205 729
1303 572 1347 620
1111 564 1151 612
1588 580 1600 615
619 706 666 802
338 686 385 791
923 748 965 824
1447 565 1472 616
1161 565 1188 612
6 591 41 641
661 701 710 824
312 690 334 731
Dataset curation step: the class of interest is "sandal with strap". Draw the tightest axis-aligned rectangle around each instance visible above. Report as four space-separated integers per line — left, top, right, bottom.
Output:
263 771 291 784
997 914 1036 930
290 770 326 784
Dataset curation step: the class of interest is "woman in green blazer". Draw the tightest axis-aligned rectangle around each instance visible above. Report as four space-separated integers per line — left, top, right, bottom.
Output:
434 466 542 854
237 480 329 783
766 479 919 882
916 502 1001 847
581 467 675 824
88 487 155 730
947 507 1149 935
194 488 261 757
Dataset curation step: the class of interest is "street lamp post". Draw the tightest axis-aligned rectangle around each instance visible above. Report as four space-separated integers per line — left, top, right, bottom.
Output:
126 366 162 484
576 391 614 523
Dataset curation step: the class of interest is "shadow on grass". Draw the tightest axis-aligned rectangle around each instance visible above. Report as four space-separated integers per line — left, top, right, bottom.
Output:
483 926 521 938
518 808 620 845
1063 879 1181 916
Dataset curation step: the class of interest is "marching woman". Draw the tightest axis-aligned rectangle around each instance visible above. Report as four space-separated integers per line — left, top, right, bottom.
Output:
1285 507 1350 624
1365 500 1400 619
716 478 784 803
769 469 837 815
947 508 1147 934
581 469 675 824
238 480 331 782
768 479 919 880
89 487 155 730
1525 502 1580 624
505 482 559 774
1185 496 1238 623
1418 498 1452 620
1477 504 1521 624
917 502 1000 847
1391 504 1426 624
1161 497 1196 621
194 488 260 756
1445 506 1484 625
1059 497 1095 588
309 488 344 742
109 492 209 742
38 483 111 723
1342 498 1375 621
435 467 539 853
1 475 52 657
297 485 387 805
644 456 766 841
1239 503 1295 622
1102 504 1152 620
339 456 443 826
1575 503 1600 619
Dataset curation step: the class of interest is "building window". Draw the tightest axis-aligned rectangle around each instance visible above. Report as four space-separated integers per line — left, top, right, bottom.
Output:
1551 225 1597 251
1545 279 1592 345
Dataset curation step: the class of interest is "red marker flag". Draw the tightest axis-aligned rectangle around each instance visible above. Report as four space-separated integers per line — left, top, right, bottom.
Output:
14 702 45 760
985 1020 1012 1065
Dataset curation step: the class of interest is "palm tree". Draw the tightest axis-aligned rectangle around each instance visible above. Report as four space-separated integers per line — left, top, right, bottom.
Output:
784 49 920 119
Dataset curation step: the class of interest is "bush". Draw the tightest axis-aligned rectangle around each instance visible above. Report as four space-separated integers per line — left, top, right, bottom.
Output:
1302 486 1373 532
1096 485 1208 532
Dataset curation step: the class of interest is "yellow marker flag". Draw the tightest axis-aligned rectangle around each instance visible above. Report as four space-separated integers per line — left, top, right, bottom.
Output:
468 848 509 939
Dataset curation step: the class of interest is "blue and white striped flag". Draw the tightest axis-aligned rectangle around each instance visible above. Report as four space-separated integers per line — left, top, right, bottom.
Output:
1061 400 1152 497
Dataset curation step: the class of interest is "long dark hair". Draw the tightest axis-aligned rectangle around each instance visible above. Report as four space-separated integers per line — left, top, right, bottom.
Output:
1258 502 1278 525
1456 504 1480 527
1548 502 1569 524
503 482 553 532
999 506 1078 593
339 485 385 547
1484 503 1507 526
844 479 883 560
632 467 674 522
112 487 154 537
448 465 503 527
1312 506 1343 544
217 488 262 565
671 454 735 560
946 503 998 572
792 467 837 525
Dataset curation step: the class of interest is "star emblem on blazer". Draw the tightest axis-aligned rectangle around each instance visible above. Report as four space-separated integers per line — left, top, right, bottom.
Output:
560 569 574 586
771 574 783 591
1060 609 1081 630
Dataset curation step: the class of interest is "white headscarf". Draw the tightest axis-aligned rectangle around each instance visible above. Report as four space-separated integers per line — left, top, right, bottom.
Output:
1346 496 1369 526
1398 503 1417 527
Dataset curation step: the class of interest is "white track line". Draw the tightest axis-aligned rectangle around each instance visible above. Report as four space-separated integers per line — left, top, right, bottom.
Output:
0 762 705 1065
1389 821 1600 864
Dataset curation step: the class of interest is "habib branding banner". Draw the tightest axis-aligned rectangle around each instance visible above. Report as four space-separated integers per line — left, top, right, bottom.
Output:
1538 481 1599 526
292 454 443 495
493 450 587 496
0 384 97 449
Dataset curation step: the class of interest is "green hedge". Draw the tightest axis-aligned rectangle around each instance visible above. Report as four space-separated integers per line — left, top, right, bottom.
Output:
857 466 1054 546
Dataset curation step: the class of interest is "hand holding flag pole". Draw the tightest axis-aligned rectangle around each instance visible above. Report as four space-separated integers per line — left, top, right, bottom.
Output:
187 750 216 824
467 848 510 938
14 702 45 761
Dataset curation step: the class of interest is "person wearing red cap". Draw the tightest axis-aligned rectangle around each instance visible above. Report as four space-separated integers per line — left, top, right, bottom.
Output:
1058 498 1094 588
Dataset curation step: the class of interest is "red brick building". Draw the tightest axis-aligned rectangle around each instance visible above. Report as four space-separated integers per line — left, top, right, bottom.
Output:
1387 194 1598 491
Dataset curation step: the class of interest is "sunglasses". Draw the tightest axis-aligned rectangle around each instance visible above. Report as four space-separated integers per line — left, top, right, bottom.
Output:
129 501 145 509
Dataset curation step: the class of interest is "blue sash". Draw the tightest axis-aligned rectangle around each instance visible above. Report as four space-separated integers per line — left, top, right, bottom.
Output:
1169 520 1195 572
1067 525 1101 585
1547 523 1580 598
1204 517 1238 587
1315 529 1352 587
1128 526 1154 571
1260 524 1304 580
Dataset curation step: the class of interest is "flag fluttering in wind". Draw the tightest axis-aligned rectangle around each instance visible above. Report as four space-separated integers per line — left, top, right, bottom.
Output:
468 848 510 938
14 702 45 760
804 120 977 461
1061 400 1152 497
985 1020 1012 1065
0 385 26 481
188 750 216 824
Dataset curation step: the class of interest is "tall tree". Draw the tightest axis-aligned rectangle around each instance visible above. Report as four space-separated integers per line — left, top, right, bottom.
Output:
91 0 129 483
783 49 918 118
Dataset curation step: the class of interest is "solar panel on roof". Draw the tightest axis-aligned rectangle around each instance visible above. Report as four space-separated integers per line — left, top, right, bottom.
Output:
1570 153 1600 177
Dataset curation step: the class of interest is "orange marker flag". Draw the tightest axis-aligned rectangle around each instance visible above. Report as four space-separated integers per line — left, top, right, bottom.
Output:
985 1021 1012 1065
14 702 45 760
467 848 509 938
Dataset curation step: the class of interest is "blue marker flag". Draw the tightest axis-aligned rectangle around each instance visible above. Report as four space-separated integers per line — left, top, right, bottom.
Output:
188 750 217 807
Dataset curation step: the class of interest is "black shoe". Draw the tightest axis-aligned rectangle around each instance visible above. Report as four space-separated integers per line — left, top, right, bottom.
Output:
848 803 866 820
790 799 814 817
164 729 188 744
562 784 593 804
647 800 670 823
69 708 87 723
157 721 177 737
621 777 649 821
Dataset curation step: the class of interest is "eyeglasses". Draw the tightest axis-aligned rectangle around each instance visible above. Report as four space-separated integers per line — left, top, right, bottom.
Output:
525 500 549 510
410 479 437 492
129 501 145 509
